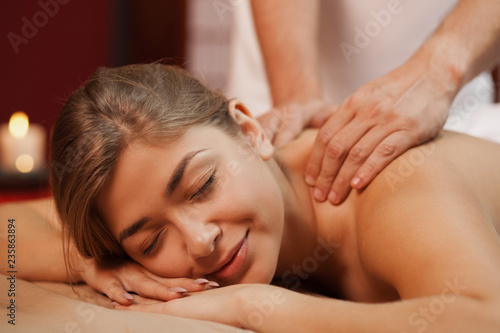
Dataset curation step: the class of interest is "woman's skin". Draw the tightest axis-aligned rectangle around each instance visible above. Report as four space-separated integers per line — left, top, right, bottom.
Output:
100 100 500 331
1 100 500 331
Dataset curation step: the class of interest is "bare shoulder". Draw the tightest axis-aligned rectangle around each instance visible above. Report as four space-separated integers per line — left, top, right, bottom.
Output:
354 131 500 300
364 131 500 223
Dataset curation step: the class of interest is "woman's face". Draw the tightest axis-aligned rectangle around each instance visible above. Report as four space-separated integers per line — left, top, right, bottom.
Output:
98 121 285 286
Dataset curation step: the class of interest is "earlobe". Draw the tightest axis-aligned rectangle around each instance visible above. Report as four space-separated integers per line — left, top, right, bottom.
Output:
228 99 274 160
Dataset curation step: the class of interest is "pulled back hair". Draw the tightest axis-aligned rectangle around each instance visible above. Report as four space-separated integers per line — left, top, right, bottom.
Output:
50 63 240 268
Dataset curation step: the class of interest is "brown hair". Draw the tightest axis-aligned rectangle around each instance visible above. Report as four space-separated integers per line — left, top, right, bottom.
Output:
50 63 240 269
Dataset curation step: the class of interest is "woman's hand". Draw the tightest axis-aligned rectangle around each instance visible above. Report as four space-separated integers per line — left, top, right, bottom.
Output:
79 259 219 305
113 284 290 330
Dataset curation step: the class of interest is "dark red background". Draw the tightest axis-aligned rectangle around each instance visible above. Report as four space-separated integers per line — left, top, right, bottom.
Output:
0 0 186 202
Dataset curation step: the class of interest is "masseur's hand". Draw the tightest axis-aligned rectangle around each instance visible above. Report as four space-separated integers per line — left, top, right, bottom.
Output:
306 61 453 205
79 259 218 305
257 99 336 148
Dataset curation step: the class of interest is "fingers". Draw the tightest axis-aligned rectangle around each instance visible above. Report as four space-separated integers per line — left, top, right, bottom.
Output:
325 129 417 205
258 101 335 148
100 279 136 305
350 131 418 189
114 301 167 315
257 110 280 143
120 293 165 305
304 111 360 200
272 116 305 147
97 262 220 304
258 106 302 147
325 127 398 204
150 277 220 293
124 277 188 302
308 104 337 128
112 288 233 325
122 276 219 302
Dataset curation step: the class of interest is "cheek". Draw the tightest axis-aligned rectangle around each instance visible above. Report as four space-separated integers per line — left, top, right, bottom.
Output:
139 248 190 278
230 162 285 283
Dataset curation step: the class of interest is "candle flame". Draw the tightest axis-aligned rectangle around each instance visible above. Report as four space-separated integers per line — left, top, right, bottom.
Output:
9 111 29 138
16 154 34 173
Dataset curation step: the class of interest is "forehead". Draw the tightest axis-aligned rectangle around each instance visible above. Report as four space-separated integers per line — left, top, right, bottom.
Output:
97 126 239 236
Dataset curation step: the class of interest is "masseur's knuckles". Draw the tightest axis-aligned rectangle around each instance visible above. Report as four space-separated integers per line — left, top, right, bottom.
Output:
307 76 449 205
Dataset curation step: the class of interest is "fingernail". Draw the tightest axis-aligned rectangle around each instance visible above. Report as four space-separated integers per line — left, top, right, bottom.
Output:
327 191 338 204
169 287 188 293
193 278 210 285
305 175 315 186
314 188 324 201
206 281 220 289
122 293 134 300
351 177 361 187
111 301 119 307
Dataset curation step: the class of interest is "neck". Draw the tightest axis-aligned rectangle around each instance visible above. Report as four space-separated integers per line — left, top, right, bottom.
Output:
265 131 351 288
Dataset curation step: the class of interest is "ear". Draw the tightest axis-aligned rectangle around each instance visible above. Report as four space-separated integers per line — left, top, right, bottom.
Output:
228 99 274 160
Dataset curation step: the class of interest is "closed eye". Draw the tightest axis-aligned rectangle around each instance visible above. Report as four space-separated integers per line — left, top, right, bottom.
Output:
191 171 217 202
143 229 164 256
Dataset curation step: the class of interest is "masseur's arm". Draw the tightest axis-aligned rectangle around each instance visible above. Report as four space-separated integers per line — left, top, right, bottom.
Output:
0 198 208 304
252 0 500 206
251 0 335 145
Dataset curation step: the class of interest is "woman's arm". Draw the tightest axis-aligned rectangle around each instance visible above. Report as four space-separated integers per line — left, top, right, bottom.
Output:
0 198 74 282
118 277 499 332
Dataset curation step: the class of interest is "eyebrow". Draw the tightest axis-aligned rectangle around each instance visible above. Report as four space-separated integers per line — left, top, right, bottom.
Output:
166 149 206 197
118 149 205 244
119 217 152 243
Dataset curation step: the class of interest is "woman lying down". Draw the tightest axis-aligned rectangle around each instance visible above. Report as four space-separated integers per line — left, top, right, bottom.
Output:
5 64 500 332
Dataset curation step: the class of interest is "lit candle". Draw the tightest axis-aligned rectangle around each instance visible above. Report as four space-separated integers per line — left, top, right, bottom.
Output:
0 112 46 174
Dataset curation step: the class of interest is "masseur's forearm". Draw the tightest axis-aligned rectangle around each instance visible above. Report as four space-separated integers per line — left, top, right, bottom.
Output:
251 0 322 105
412 0 500 97
246 289 499 333
0 200 80 282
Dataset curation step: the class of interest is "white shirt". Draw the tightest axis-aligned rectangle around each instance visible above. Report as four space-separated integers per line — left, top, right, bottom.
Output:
226 0 494 133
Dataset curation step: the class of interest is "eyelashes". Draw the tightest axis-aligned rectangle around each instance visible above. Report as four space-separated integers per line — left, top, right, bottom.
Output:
143 229 164 256
191 170 217 202
142 170 218 257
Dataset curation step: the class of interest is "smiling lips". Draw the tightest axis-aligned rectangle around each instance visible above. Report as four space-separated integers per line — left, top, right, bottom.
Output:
211 232 249 280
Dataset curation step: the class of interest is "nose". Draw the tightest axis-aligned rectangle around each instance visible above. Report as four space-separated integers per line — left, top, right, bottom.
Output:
181 220 221 259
